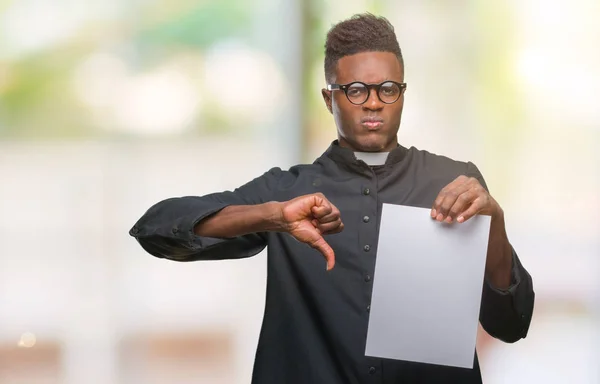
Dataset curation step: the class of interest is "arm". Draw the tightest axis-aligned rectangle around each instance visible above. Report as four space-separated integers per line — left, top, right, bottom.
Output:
129 168 285 262
194 203 283 238
484 208 512 289
130 168 343 268
430 162 535 343
479 246 534 343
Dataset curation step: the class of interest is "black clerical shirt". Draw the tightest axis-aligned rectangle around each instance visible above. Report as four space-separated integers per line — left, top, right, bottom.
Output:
130 141 534 384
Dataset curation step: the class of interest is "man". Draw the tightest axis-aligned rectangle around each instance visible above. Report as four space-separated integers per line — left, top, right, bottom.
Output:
130 13 534 384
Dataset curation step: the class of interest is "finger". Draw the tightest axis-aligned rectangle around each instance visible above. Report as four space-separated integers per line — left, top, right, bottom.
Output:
311 218 343 234
446 190 478 222
316 220 343 234
434 183 471 221
322 222 344 236
456 197 486 223
316 209 341 224
311 203 332 219
309 236 336 270
431 176 469 218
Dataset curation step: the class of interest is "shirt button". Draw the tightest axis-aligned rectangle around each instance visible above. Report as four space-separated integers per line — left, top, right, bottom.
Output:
363 216 370 223
369 366 376 375
171 227 178 234
366 304 371 313
365 275 371 282
363 188 370 195
363 244 371 252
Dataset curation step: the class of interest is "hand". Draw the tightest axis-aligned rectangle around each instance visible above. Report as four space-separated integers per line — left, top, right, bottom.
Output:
430 175 500 224
278 193 344 270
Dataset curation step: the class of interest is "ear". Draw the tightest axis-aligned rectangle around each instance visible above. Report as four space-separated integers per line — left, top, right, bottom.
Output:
321 88 333 114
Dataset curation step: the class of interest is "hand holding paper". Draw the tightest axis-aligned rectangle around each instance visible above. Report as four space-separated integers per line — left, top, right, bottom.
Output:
430 174 500 224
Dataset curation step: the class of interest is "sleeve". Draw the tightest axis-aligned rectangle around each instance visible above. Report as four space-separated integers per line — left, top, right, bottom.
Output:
128 167 284 262
466 162 535 343
479 248 535 342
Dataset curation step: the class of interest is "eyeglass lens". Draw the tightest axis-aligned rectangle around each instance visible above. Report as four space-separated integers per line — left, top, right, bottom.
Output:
346 82 402 104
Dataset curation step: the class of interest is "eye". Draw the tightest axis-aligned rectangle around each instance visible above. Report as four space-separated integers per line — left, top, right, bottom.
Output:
346 83 367 97
380 82 400 96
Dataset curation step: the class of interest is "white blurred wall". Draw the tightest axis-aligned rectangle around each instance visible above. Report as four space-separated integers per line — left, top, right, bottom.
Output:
0 139 290 383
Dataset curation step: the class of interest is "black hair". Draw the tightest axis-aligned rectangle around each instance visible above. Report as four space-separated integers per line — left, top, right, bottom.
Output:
324 13 403 83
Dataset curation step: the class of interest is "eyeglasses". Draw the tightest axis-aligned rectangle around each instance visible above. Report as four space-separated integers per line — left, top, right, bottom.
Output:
327 81 407 105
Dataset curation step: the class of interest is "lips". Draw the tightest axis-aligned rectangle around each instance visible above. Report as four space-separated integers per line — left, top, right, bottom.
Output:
360 116 384 129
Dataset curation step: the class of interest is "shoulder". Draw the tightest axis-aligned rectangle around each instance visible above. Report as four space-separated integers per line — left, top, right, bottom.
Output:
262 162 321 179
250 162 323 191
406 146 486 187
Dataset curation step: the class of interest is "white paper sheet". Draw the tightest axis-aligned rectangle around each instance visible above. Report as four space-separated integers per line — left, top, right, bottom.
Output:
365 204 491 369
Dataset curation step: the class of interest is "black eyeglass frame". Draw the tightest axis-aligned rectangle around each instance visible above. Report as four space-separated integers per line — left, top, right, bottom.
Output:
326 81 407 105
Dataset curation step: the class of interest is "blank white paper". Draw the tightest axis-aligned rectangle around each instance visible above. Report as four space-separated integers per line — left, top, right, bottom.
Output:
365 204 491 369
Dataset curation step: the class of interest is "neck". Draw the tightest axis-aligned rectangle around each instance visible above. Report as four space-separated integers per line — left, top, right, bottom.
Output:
337 136 399 153
337 137 399 153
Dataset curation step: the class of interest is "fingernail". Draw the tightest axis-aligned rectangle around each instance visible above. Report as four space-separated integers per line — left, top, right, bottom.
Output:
445 216 453 223
436 213 444 221
457 216 464 223
431 209 437 217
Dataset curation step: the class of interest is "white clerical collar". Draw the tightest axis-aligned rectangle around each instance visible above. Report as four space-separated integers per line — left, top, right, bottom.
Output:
354 151 390 166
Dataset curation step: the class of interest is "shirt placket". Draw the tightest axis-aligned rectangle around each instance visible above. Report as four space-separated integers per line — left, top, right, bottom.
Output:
359 173 383 383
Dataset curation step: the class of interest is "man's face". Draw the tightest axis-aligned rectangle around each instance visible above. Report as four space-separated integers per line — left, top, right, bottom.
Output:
322 51 405 152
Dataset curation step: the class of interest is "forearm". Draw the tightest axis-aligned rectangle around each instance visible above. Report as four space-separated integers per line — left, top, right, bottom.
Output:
130 196 276 261
480 249 535 342
194 201 284 238
480 207 535 342
485 207 513 289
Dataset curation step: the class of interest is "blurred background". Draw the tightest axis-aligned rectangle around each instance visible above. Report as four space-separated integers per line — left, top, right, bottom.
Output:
1 0 598 383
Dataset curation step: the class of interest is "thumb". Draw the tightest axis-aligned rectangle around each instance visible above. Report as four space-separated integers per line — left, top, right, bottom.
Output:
309 235 336 271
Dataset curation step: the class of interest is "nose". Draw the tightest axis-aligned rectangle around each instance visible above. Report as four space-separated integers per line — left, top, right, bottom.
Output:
362 88 383 111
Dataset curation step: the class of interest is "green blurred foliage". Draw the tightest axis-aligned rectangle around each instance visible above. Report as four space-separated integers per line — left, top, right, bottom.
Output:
0 0 253 139
0 46 93 138
136 0 251 49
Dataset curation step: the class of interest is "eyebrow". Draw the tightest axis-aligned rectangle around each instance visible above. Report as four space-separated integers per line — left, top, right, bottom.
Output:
344 79 394 84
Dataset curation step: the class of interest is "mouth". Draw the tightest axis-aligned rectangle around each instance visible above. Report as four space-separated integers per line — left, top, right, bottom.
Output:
360 117 384 130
